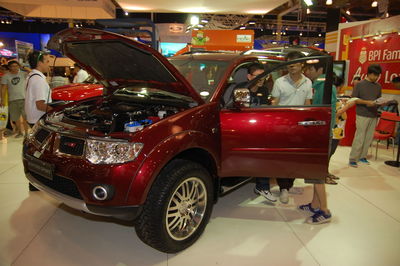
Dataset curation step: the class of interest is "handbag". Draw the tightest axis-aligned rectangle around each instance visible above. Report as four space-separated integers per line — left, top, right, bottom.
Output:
0 106 8 130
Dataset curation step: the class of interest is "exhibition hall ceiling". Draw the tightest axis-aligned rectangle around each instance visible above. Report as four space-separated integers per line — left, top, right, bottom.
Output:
115 0 288 14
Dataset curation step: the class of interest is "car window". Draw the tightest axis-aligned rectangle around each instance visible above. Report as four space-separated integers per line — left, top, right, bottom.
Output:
235 56 333 108
169 59 229 102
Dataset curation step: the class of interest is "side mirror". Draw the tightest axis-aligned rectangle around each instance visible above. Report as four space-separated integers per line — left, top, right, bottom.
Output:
233 88 250 108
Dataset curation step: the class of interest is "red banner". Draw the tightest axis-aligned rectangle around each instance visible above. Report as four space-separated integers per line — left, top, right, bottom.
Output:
338 16 400 94
347 33 400 91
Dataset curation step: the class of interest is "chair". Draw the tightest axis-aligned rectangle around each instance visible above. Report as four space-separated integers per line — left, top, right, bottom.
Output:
373 111 397 160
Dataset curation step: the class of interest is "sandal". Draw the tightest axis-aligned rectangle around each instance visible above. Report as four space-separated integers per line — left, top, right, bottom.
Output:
327 173 340 180
325 176 338 185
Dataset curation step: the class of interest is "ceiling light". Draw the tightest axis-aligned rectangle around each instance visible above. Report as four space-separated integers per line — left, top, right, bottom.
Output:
180 7 212 13
197 24 204 28
299 32 303 36
239 26 246 30
246 10 269 14
201 19 208 23
304 0 313 6
0 42 3 47
318 33 322 37
371 1 378 7
307 8 311 14
124 11 129 16
346 10 351 15
248 21 256 25
326 0 332 5
123 5 151 11
190 15 199 25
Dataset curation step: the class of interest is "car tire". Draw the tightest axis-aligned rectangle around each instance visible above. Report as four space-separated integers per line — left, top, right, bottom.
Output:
135 159 214 253
29 183 39 191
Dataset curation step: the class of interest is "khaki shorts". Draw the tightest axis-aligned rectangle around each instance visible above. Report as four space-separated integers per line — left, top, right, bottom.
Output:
9 99 26 121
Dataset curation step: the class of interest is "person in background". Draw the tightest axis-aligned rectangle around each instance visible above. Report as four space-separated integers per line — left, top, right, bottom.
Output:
349 64 382 167
25 51 52 127
271 51 313 204
247 63 277 203
297 53 335 224
0 64 8 141
304 52 339 185
334 75 345 95
392 76 400 90
72 63 89 83
0 60 29 137
352 76 361 92
50 67 69 88
391 77 400 144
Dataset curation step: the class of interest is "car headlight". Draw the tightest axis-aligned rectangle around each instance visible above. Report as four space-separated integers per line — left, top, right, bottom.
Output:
86 139 143 164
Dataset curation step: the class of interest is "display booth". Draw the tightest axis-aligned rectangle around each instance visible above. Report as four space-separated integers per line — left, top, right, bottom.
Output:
334 16 400 146
175 30 254 55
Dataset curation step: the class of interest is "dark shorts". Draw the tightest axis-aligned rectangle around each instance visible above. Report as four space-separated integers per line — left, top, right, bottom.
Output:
304 178 325 184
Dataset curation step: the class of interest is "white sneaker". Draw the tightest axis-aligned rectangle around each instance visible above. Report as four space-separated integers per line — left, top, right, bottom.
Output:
280 189 289 204
254 187 277 202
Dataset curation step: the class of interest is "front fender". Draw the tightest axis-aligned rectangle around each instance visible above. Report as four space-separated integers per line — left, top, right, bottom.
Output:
125 130 219 205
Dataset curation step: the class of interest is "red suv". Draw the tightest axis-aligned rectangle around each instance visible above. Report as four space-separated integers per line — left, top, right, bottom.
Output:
23 28 333 253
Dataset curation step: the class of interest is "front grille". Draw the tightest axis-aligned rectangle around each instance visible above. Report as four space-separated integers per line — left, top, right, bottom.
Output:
30 172 83 200
35 128 50 143
59 136 85 156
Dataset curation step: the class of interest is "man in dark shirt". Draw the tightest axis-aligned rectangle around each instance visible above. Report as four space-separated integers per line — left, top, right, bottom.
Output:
246 63 276 202
349 64 382 167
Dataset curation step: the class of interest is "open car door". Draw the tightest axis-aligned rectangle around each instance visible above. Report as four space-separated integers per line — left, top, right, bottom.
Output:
219 55 334 180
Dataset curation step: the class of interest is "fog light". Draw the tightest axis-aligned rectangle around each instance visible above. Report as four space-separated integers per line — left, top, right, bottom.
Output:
92 185 110 201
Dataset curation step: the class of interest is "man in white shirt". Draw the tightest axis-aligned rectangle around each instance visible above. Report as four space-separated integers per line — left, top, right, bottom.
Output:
25 50 52 126
271 52 313 106
270 51 313 204
72 63 89 83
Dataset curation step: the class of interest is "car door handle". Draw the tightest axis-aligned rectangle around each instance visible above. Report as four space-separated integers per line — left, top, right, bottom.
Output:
298 120 327 126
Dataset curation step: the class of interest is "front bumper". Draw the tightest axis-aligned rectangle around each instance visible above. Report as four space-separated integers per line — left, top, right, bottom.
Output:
26 172 142 221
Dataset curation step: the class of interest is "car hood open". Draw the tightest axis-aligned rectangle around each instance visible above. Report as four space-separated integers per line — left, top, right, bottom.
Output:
47 28 204 105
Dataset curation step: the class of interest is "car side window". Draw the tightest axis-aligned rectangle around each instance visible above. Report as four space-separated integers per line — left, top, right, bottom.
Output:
250 56 332 108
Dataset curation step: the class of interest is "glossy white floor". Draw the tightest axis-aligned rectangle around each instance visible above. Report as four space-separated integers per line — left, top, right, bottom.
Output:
1 136 400 266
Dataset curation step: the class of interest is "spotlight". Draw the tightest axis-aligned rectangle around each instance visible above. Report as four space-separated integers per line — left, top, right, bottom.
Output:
299 32 303 36
318 33 322 37
124 11 129 16
307 8 311 14
371 1 378 7
190 15 199 25
304 0 313 7
326 0 332 5
346 10 351 15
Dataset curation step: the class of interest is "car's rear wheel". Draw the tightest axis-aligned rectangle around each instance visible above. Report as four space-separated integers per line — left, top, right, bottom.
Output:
135 159 213 253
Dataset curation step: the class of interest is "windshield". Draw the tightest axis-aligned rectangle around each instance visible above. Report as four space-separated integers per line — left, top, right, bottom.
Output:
169 59 229 101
